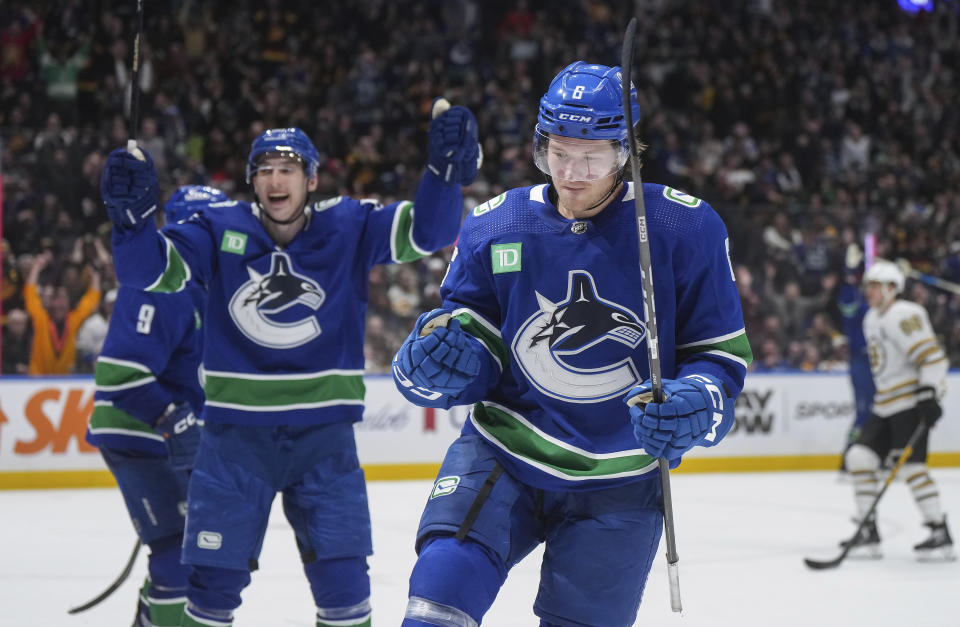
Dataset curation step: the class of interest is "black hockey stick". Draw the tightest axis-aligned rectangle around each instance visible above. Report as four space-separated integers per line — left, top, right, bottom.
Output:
127 0 145 156
621 16 682 613
804 421 928 570
67 538 141 614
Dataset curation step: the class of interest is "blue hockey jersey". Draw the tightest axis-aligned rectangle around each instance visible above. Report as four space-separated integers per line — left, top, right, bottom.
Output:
87 284 205 455
111 179 461 426
436 182 752 490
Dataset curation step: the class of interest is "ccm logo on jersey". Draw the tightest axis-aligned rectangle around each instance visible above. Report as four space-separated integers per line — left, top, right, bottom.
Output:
557 113 592 122
685 374 724 442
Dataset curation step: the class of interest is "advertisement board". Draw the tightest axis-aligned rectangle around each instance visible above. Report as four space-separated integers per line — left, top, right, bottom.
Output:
1 373 958 488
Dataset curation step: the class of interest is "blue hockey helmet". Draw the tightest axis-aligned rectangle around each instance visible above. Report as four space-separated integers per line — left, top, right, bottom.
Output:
246 127 321 183
533 62 642 181
164 185 228 223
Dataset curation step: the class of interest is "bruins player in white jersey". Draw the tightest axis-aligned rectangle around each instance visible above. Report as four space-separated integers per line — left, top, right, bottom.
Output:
842 259 954 560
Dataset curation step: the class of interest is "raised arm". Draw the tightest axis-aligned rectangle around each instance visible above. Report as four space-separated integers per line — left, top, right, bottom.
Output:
360 99 482 266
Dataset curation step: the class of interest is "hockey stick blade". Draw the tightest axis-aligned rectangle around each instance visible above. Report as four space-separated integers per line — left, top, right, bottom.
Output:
803 555 845 570
67 538 141 614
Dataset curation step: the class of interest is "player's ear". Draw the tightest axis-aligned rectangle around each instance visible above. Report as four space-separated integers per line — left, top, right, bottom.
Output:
307 173 319 192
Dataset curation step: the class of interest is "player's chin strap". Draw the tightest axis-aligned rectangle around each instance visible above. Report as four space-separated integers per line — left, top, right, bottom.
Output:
259 205 310 226
547 171 625 216
256 184 314 227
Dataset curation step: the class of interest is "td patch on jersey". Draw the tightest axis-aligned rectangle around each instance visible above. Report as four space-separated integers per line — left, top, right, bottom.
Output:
511 270 646 403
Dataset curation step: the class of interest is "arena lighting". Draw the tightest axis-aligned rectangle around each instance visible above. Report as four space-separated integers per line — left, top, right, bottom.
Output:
897 0 934 13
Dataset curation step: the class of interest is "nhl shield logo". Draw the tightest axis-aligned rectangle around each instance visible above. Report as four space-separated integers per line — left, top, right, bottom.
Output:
228 252 325 348
512 270 646 402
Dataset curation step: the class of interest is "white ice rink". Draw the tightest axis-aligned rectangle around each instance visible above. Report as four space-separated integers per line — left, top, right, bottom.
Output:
2 469 957 626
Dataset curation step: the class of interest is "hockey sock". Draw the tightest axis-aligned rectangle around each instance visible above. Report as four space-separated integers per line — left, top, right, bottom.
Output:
903 463 945 524
134 577 152 626
845 445 880 519
182 564 249 626
304 557 371 627
146 535 190 626
181 602 233 627
404 535 506 626
852 469 879 519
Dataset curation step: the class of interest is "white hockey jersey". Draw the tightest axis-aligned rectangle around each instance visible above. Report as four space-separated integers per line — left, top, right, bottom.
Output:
863 299 948 417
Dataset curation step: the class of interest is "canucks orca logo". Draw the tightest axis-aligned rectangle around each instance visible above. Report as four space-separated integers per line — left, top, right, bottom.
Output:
228 252 325 348
512 271 646 403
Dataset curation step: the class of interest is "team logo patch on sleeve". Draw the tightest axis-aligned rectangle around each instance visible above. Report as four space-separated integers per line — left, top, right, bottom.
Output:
474 193 506 216
431 476 460 498
662 187 702 207
491 243 522 274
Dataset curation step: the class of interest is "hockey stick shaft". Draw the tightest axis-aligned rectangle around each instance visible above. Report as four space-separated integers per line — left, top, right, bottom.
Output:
67 538 141 614
621 16 682 613
804 421 928 570
892 258 960 295
127 0 144 155
905 268 960 295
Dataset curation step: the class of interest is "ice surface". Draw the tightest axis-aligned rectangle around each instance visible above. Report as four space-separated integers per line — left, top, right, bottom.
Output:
2 469 957 626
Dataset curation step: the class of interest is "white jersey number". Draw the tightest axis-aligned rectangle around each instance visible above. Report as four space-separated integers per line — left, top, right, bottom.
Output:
137 304 156 335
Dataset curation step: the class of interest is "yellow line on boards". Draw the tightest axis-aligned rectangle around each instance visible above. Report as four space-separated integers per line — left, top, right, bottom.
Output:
0 470 118 490
1 454 958 490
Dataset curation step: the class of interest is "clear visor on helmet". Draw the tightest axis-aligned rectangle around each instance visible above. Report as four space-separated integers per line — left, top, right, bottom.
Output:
248 151 307 179
532 126 629 182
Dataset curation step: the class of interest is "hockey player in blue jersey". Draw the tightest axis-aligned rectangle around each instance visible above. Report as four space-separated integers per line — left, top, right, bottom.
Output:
99 102 480 627
392 62 752 626
837 271 875 468
86 185 226 626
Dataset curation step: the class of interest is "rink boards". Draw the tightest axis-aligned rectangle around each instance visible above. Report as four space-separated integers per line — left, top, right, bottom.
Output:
1 372 958 489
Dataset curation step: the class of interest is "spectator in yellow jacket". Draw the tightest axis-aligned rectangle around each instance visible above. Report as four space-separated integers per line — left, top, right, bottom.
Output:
23 251 100 374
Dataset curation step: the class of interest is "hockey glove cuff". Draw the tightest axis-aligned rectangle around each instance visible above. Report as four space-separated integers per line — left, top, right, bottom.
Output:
915 385 942 427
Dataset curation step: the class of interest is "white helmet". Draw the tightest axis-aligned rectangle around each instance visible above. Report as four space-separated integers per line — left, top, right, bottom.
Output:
863 258 905 294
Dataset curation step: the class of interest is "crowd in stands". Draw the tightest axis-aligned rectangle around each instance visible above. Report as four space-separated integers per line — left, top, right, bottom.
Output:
2 0 959 375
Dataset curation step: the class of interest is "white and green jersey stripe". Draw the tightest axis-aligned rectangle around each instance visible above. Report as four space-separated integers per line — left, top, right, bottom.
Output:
677 328 751 370
203 369 365 413
470 402 658 482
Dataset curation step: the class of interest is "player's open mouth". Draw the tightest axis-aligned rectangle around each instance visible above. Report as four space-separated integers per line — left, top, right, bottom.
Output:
268 193 289 202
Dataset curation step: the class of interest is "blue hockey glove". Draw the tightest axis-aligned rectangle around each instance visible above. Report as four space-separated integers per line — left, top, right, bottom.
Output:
915 385 942 427
154 403 203 471
427 98 482 186
393 308 481 401
101 147 160 231
626 374 732 461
